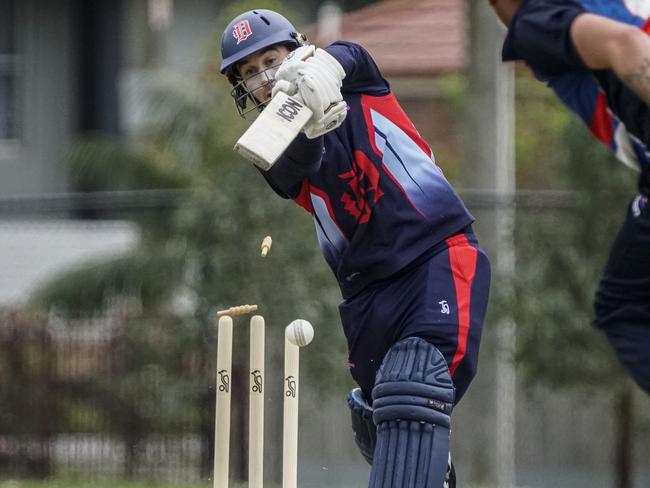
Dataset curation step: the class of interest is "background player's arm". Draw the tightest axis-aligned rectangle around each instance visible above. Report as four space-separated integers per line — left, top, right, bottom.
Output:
571 13 650 105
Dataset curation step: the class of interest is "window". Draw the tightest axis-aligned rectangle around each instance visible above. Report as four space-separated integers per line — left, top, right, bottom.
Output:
0 0 20 141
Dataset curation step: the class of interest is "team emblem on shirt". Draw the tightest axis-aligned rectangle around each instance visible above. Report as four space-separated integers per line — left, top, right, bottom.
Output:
339 151 384 224
232 20 253 44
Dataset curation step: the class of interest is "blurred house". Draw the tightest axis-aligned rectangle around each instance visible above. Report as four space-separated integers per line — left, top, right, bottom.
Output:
0 0 222 304
306 0 467 178
0 0 466 304
0 0 218 195
0 0 466 195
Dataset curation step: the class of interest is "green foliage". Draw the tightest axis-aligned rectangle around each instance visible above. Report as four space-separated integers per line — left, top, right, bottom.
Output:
31 249 187 317
438 72 466 114
438 70 573 188
513 118 637 389
514 74 573 188
67 136 190 192
26 5 348 478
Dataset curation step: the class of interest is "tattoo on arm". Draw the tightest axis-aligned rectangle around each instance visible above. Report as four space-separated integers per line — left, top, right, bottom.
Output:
623 57 650 92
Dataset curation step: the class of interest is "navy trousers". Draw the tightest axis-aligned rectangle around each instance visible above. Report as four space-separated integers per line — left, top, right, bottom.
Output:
594 194 650 395
339 230 491 405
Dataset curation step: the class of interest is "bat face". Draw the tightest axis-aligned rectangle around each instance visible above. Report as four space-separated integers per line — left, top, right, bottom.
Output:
233 45 318 170
234 91 313 170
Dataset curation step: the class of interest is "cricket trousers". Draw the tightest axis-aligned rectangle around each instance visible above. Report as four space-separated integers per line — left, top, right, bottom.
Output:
594 194 650 395
339 229 491 405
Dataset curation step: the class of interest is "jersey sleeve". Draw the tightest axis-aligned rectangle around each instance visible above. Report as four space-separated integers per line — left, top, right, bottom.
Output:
502 0 587 79
260 133 324 199
325 41 390 96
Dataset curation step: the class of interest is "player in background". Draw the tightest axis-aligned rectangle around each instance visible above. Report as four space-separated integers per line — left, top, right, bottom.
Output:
489 0 650 395
220 9 491 488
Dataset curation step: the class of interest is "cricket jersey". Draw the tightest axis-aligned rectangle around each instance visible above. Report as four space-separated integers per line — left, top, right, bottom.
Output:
501 0 650 172
263 41 474 299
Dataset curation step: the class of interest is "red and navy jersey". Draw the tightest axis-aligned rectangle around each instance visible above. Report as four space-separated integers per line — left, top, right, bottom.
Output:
263 41 473 298
502 0 650 172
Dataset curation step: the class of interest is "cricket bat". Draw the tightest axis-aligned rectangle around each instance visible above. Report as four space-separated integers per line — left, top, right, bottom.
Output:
234 45 317 171
234 91 313 171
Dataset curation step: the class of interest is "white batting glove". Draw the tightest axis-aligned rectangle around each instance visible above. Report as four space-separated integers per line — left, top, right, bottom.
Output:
271 45 315 96
274 47 346 121
284 45 316 65
271 79 298 98
306 48 346 84
271 45 314 99
303 100 348 139
272 77 347 138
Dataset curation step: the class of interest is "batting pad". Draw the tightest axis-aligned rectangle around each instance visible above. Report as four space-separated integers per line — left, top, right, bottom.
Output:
369 337 455 488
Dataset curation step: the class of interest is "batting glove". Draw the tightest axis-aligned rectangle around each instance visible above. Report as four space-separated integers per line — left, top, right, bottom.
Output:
274 47 346 121
306 48 346 84
303 100 348 139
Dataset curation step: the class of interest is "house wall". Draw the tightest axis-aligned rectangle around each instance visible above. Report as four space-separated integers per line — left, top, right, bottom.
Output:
0 0 76 196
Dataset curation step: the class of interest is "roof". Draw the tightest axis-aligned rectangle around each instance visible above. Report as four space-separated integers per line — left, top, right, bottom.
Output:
304 0 466 77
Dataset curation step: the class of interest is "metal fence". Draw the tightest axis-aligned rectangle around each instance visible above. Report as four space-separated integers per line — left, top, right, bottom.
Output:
1 189 649 488
0 309 215 482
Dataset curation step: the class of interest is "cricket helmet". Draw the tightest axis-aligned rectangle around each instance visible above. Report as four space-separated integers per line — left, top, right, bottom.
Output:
220 9 305 76
220 9 307 117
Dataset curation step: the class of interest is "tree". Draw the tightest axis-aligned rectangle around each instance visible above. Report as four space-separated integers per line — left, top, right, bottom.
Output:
514 116 639 488
29 1 348 481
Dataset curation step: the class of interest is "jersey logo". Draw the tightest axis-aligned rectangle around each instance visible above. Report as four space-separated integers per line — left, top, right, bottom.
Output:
338 151 384 224
232 20 253 44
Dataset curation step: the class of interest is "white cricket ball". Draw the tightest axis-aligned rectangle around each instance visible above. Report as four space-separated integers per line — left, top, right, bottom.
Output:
285 319 314 347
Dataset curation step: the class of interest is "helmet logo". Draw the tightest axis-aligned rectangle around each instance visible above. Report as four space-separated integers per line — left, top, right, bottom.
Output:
232 20 253 44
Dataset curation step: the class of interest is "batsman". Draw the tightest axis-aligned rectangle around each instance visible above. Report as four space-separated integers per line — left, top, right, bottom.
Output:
219 9 491 487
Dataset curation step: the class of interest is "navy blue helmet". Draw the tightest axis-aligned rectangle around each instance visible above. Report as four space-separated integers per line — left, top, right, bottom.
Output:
220 9 306 116
220 9 304 77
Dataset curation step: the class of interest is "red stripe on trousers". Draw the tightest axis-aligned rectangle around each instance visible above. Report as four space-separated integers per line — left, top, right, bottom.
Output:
445 234 478 376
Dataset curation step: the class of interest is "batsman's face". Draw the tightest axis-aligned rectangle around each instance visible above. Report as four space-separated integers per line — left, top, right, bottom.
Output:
238 45 290 103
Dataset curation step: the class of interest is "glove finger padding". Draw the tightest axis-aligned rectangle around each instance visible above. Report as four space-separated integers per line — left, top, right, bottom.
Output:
306 48 346 80
284 45 316 64
276 46 346 122
275 65 335 119
274 59 309 85
274 45 316 86
273 45 347 136
271 79 298 98
303 100 348 139
297 71 342 120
